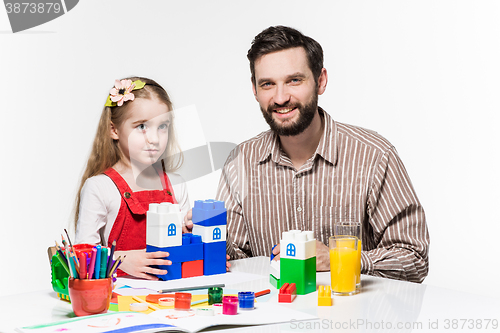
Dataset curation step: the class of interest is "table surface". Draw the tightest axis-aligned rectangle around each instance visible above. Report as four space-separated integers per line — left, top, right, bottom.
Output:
2 256 500 332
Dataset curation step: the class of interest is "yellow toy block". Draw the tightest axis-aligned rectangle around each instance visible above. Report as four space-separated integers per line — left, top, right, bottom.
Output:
318 285 332 306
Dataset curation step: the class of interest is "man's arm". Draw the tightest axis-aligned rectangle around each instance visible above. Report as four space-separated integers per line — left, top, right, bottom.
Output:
363 147 430 283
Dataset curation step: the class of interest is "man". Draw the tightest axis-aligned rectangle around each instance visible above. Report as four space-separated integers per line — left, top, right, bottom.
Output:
187 26 429 283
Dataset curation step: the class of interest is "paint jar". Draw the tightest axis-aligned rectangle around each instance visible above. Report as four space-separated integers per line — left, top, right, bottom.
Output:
196 307 214 316
237 291 255 310
212 303 223 315
174 292 192 310
68 277 112 316
222 296 238 315
208 287 223 305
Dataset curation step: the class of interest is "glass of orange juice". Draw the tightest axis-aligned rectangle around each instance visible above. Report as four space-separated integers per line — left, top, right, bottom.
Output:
334 222 361 290
329 235 359 296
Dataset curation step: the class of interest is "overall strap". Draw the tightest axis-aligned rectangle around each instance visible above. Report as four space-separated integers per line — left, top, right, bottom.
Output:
103 168 148 215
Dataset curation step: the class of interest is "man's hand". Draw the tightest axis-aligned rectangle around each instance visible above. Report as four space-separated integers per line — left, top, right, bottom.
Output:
271 241 330 271
182 209 193 233
114 249 171 280
316 240 330 271
271 244 281 261
226 254 231 271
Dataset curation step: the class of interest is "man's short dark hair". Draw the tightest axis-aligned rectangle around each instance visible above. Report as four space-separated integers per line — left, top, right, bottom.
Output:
247 26 324 86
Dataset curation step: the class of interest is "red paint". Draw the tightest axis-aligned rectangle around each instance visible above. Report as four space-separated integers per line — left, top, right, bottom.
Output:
174 292 192 310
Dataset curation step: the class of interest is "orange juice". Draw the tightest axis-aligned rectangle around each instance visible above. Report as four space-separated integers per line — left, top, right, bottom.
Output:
334 236 361 286
356 240 361 286
330 247 357 294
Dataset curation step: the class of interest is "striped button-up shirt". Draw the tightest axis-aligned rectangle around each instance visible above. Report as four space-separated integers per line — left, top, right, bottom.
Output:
216 108 429 283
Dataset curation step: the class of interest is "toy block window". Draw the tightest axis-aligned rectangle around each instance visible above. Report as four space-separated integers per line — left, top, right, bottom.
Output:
213 227 221 240
168 223 177 236
286 244 296 257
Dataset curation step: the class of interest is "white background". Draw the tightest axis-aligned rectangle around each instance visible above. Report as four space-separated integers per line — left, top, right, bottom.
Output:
0 0 499 299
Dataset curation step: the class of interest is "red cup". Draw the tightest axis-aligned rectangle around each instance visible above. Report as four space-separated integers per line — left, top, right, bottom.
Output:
68 277 112 316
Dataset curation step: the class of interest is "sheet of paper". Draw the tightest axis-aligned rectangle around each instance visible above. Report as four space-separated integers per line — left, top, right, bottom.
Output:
16 312 181 333
113 287 158 296
117 271 264 291
17 304 317 333
149 302 318 331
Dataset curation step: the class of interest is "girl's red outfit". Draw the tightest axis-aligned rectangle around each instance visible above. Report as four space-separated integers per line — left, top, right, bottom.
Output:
104 168 177 276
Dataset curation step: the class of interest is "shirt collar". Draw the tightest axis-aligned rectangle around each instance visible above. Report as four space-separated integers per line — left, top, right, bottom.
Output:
315 107 338 166
256 107 338 167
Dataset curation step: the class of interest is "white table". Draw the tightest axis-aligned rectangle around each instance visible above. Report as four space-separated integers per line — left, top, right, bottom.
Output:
2 256 500 332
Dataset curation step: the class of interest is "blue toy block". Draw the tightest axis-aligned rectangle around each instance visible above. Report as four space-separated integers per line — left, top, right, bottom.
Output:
192 200 227 227
182 233 203 245
155 262 182 281
203 241 226 275
146 236 203 263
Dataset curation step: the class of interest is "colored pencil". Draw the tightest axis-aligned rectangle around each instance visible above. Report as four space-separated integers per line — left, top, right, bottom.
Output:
64 229 74 253
78 252 87 279
255 289 271 297
68 252 77 278
54 241 68 266
61 236 68 254
108 255 124 277
71 254 80 278
108 256 122 277
106 240 116 277
62 242 74 278
108 256 120 277
54 251 70 275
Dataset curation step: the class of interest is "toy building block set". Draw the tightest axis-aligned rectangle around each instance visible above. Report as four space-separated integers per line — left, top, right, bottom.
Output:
271 230 317 301
51 200 227 300
146 199 227 280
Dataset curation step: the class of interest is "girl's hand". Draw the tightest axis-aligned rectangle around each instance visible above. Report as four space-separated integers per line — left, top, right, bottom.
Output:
114 249 171 280
182 209 193 233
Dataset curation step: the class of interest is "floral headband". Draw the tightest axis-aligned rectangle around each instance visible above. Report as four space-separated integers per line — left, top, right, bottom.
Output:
105 79 146 107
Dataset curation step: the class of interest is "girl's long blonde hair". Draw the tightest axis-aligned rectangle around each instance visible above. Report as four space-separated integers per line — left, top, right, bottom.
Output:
73 76 183 228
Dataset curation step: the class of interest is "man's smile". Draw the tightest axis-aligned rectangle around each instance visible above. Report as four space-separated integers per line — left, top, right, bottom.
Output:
275 107 296 114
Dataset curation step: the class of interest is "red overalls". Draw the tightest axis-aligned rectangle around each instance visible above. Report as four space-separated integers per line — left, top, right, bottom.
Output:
104 168 177 276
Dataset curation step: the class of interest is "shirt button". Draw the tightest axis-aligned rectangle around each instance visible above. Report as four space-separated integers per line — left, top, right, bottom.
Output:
124 192 131 199
296 174 302 178
297 206 303 212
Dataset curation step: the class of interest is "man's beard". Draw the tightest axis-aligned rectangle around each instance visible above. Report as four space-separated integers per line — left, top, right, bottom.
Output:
260 94 318 136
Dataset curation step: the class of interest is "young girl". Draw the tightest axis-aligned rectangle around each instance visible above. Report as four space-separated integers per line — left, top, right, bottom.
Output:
74 76 189 280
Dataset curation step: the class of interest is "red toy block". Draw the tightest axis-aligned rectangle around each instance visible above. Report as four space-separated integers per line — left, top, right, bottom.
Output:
182 260 204 278
278 283 297 303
